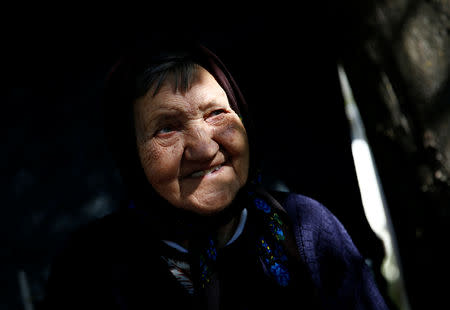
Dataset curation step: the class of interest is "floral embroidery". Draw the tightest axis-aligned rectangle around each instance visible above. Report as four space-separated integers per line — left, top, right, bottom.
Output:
255 197 271 213
253 196 290 287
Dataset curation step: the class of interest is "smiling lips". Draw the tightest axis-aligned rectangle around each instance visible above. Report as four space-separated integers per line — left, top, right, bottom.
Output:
188 164 223 178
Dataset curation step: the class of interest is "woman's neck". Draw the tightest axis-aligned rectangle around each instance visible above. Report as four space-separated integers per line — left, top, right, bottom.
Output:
216 214 240 248
176 212 240 251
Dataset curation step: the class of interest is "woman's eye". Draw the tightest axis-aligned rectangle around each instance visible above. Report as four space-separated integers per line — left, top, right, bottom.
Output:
156 126 174 136
209 109 226 117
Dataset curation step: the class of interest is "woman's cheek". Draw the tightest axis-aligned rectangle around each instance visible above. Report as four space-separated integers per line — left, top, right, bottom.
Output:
214 116 250 185
137 144 156 175
137 141 165 173
215 117 248 154
139 140 183 184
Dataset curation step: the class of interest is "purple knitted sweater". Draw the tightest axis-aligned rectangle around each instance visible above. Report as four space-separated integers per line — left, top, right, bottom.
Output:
280 192 390 309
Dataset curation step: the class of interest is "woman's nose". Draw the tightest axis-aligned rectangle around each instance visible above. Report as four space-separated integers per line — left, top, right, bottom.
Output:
184 125 219 161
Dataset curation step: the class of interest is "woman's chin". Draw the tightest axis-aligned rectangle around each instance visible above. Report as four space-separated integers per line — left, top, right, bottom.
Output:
178 191 237 216
162 180 240 215
182 200 230 216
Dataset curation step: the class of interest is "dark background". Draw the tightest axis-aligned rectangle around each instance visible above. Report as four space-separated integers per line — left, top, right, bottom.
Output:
2 6 404 310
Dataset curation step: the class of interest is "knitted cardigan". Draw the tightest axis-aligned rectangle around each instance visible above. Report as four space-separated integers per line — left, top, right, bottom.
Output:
278 192 390 309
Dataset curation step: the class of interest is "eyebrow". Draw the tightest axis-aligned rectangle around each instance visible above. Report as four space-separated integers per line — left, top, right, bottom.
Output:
150 96 228 117
198 99 229 112
147 108 184 124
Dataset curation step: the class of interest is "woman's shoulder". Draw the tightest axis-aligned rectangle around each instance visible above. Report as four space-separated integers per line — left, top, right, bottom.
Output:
50 208 150 268
268 189 339 227
267 189 359 256
64 211 128 246
44 209 155 309
264 189 390 309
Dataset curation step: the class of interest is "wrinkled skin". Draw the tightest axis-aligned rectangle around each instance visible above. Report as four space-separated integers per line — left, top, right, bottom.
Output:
134 66 250 216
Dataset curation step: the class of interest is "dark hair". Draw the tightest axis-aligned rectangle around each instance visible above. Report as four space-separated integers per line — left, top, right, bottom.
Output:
135 54 199 98
102 40 258 216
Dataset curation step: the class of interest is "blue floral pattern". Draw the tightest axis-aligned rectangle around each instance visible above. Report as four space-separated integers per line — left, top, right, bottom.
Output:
253 195 291 287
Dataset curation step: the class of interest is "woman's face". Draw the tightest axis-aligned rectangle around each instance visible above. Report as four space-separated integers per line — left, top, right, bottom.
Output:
134 67 250 215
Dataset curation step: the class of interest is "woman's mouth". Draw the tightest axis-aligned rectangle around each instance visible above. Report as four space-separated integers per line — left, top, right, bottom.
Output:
189 164 223 178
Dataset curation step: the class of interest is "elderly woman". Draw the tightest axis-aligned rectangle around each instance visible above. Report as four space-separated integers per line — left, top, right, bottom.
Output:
43 41 390 310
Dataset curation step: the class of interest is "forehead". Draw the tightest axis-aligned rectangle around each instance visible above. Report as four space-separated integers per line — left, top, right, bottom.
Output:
136 67 228 115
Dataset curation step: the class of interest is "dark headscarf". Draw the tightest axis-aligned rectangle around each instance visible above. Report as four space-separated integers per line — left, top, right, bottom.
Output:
102 39 258 240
